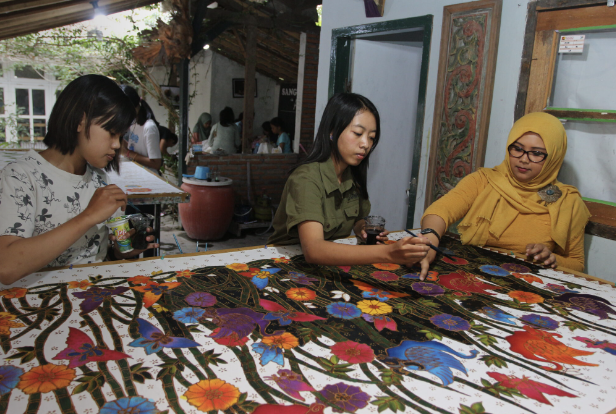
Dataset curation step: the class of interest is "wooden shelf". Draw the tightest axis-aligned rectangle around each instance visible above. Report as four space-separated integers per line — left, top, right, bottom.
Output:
584 200 616 240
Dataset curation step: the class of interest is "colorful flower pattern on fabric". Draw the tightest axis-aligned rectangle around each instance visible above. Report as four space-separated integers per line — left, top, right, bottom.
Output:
185 291 217 307
479 265 510 276
320 382 370 413
326 302 362 319
0 312 24 336
17 364 76 394
430 314 471 331
53 327 129 368
331 341 375 364
520 314 559 330
99 397 159 414
0 365 23 396
184 379 241 412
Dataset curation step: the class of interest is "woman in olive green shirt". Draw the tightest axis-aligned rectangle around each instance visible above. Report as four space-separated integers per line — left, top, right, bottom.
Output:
268 93 430 270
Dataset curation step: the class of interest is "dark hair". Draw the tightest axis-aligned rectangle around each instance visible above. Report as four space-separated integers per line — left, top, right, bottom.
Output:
236 112 244 122
44 74 135 173
293 92 380 199
120 85 158 126
270 117 285 132
261 121 272 133
159 126 178 146
219 107 235 127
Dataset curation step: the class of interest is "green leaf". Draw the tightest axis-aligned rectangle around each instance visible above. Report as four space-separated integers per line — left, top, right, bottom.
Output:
330 355 339 364
72 382 89 395
379 368 403 386
202 349 227 366
418 329 443 341
417 298 439 308
563 321 589 332
475 334 498 347
470 321 489 332
479 355 507 368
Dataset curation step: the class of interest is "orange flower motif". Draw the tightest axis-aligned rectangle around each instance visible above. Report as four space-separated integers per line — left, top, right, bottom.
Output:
226 263 249 272
513 273 544 284
17 364 76 394
0 312 25 336
285 288 317 302
357 300 392 315
509 291 544 304
132 282 182 307
0 287 27 298
273 257 290 264
372 263 400 271
184 379 240 412
128 275 151 284
175 270 196 279
67 280 92 290
262 332 299 349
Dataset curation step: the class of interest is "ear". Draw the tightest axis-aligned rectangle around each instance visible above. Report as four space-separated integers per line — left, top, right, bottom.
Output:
77 114 87 133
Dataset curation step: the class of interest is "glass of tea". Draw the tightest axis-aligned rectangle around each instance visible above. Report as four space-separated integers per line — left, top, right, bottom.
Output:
364 215 386 245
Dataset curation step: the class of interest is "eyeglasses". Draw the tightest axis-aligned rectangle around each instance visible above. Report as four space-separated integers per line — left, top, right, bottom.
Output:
508 144 548 163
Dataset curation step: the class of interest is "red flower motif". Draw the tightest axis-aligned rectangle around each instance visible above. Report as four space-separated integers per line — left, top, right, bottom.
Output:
331 341 375 364
371 271 399 282
239 268 262 278
210 328 249 347
441 256 468 265
175 270 196 279
438 270 501 295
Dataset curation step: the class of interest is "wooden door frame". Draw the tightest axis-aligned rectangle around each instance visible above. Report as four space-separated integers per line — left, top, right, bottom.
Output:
328 15 433 228
514 0 609 121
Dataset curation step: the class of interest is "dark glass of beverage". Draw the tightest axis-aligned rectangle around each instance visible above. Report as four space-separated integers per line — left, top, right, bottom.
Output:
364 215 386 245
128 214 154 250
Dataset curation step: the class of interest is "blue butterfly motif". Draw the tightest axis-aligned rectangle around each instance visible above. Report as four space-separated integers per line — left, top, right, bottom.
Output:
129 318 200 355
251 268 281 290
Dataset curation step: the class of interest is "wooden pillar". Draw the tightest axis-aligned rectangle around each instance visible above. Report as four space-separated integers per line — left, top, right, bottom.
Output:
177 58 190 185
242 24 257 154
294 32 307 154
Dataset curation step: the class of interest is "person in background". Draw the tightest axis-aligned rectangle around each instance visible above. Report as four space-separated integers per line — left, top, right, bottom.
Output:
159 126 179 158
270 117 291 154
119 85 162 175
253 121 273 154
192 113 212 145
419 112 590 278
268 92 430 268
0 74 158 284
236 112 244 138
207 107 241 155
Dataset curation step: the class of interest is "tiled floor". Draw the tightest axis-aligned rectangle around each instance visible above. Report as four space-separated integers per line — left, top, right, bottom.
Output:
158 214 272 256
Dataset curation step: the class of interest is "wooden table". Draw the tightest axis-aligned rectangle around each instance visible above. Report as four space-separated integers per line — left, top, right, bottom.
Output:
107 160 190 256
0 232 614 414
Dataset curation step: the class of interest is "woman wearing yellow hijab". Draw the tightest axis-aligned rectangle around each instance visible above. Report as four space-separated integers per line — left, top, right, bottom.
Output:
419 112 590 278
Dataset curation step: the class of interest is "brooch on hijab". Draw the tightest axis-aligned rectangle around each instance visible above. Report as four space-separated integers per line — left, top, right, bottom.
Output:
538 184 562 204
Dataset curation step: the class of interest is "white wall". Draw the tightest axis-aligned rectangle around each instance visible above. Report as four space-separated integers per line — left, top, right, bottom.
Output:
317 0 615 279
210 53 280 132
352 35 423 230
143 49 213 132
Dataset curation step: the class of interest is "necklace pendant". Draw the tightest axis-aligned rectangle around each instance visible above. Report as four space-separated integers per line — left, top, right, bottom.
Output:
538 184 562 204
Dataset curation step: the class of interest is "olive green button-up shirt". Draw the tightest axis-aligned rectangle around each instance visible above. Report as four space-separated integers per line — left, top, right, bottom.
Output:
268 158 371 246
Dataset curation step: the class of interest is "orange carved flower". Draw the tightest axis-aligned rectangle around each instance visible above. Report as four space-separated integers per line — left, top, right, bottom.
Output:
17 364 76 394
127 275 151 285
175 270 196 279
285 288 317 302
262 332 299 349
184 379 240 412
67 280 92 290
508 291 544 304
357 300 392 315
0 287 27 298
273 257 290 264
372 263 400 271
0 312 24 336
226 263 249 272
513 273 544 284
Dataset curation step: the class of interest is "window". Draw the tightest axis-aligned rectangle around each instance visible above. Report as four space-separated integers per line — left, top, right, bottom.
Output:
14 65 44 80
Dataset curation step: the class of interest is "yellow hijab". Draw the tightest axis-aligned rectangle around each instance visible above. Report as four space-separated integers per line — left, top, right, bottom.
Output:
458 112 590 250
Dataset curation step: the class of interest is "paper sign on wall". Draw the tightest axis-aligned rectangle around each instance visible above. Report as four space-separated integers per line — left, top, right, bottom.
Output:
559 35 585 53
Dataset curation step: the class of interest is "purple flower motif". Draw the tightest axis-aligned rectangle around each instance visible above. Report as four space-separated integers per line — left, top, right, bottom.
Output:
501 263 531 273
264 369 315 401
520 314 559 330
479 265 510 277
326 302 361 319
72 286 129 315
205 308 276 339
320 382 370 413
545 283 578 294
430 314 471 331
554 293 616 320
286 272 319 286
185 292 217 307
412 282 445 296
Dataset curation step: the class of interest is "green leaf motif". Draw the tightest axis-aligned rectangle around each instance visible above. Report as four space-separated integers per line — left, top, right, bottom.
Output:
418 329 443 341
379 368 403 386
479 355 507 368
371 396 406 413
458 401 486 414
202 349 227 366
475 334 498 347
564 321 589 332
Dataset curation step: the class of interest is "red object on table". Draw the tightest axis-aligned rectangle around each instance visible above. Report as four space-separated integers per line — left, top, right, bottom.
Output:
179 177 234 240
